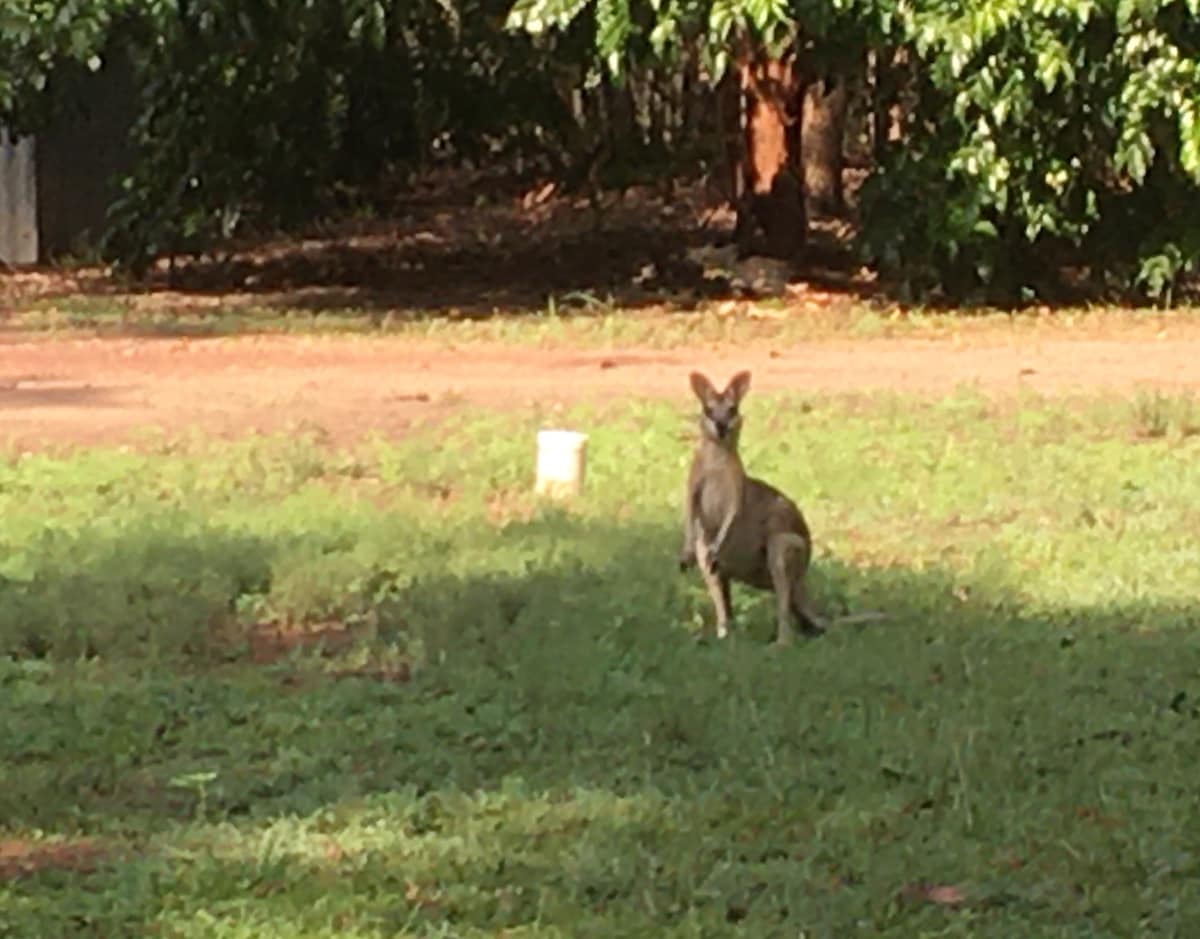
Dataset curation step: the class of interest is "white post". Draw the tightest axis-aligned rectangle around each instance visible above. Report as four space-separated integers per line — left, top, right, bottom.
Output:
535 429 589 499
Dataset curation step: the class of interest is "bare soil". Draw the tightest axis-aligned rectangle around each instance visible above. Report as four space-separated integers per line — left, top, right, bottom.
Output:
0 838 109 882
3 331 1200 451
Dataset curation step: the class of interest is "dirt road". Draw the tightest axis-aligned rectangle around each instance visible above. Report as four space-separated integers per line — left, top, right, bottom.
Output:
3 332 1198 449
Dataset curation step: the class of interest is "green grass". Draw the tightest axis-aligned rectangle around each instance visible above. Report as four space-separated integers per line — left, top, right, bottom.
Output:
4 389 1200 936
13 294 916 347
11 292 1200 348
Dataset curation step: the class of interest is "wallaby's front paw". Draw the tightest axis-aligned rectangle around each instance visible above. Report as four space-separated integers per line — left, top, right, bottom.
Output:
704 544 721 575
678 547 696 572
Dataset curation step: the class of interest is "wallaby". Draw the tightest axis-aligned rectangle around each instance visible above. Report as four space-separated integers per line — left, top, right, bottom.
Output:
679 370 880 645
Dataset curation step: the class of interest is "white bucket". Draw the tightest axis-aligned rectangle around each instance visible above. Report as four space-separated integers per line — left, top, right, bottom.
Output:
535 429 589 498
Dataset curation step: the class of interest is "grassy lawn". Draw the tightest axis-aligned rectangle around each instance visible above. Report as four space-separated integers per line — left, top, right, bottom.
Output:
3 387 1200 936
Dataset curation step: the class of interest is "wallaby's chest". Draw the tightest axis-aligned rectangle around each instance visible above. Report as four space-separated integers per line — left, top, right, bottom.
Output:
689 456 744 533
694 477 737 530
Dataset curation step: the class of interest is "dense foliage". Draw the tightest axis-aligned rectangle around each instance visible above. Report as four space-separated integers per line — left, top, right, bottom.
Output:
860 0 1200 302
100 0 581 268
0 1 136 133
3 1 689 272
3 0 1200 299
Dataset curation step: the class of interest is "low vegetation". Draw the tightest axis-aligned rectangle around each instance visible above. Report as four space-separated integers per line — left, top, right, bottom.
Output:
4 389 1200 935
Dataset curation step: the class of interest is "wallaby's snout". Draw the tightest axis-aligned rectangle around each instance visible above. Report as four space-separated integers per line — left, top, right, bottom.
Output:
705 397 740 441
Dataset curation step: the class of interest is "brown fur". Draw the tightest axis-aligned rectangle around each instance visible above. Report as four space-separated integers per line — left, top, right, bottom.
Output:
679 370 883 644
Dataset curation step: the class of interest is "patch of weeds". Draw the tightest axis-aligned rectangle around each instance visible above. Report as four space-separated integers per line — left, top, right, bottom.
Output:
1130 387 1200 440
851 309 888 337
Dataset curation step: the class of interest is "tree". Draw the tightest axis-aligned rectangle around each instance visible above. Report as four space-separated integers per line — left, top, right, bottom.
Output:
801 70 847 217
858 0 1200 303
732 43 806 257
506 0 868 259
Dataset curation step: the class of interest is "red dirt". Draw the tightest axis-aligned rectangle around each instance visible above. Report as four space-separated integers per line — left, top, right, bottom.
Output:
3 331 1200 451
249 623 412 687
248 624 360 665
0 838 108 881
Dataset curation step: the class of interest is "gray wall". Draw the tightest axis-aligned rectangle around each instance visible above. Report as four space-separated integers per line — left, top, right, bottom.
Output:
0 129 38 264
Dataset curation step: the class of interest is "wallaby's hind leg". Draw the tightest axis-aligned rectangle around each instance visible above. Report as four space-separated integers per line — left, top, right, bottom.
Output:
767 531 820 646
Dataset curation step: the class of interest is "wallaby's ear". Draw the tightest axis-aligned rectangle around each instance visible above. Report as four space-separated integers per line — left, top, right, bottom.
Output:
726 370 752 404
689 371 717 403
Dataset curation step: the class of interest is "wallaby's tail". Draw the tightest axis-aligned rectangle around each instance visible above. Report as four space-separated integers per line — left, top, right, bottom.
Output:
798 609 889 636
793 594 888 636
827 611 889 628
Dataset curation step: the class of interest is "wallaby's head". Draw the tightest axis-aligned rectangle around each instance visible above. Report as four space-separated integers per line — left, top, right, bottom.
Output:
689 370 751 446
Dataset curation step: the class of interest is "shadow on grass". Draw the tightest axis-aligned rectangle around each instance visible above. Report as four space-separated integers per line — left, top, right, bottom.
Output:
3 513 1200 934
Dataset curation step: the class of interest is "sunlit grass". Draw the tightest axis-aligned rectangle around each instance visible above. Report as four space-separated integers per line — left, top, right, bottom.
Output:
10 292 1200 349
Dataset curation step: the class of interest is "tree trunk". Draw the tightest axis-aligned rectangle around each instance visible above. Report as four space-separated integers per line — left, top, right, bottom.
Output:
801 74 847 217
734 54 805 259
717 70 743 207
871 46 908 161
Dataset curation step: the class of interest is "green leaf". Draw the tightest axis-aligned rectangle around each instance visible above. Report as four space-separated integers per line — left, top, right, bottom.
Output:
506 0 589 33
1181 103 1200 182
973 218 998 238
596 0 631 74
1117 130 1154 184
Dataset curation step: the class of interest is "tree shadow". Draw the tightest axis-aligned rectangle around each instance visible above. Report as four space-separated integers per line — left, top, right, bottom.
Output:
2 178 879 332
4 511 1199 932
